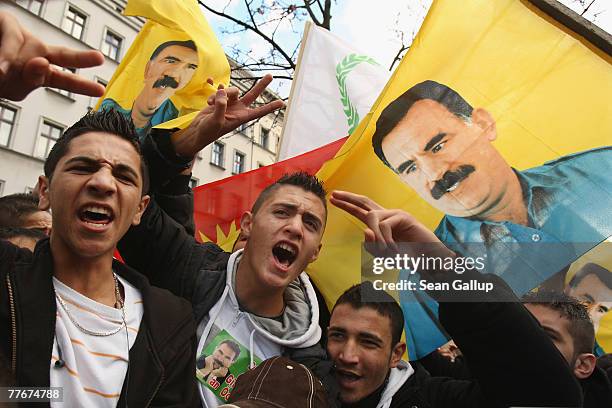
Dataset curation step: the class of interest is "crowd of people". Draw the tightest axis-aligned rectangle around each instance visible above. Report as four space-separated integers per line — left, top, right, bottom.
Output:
0 9 611 408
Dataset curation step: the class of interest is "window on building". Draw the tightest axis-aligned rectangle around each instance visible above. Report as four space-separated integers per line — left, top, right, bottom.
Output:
260 127 270 150
62 6 86 40
102 30 122 61
0 180 5 197
189 177 199 189
211 141 224 168
34 121 63 159
16 0 44 16
49 66 76 98
0 103 17 147
89 77 108 108
238 122 252 137
233 151 245 174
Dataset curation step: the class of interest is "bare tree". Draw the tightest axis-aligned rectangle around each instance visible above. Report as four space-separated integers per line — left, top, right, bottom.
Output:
198 0 333 86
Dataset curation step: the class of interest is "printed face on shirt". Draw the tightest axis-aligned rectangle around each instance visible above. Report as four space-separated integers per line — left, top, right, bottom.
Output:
38 132 149 259
239 185 325 290
381 99 511 217
326 304 404 404
212 343 239 369
142 44 199 111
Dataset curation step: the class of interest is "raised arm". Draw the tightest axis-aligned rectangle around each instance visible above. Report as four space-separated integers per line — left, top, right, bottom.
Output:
0 11 105 101
119 76 284 298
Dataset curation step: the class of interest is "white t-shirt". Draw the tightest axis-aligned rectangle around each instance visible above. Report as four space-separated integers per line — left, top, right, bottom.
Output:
50 275 143 407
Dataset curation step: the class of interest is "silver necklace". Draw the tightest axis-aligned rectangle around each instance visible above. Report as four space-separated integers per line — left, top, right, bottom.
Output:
55 273 126 337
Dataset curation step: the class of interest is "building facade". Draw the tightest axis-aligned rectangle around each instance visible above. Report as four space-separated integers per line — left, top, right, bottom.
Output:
0 0 282 196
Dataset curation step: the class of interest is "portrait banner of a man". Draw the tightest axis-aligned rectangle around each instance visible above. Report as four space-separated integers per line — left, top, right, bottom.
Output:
95 0 230 139
310 0 612 359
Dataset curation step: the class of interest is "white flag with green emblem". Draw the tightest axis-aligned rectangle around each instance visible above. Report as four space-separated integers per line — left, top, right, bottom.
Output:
278 22 389 160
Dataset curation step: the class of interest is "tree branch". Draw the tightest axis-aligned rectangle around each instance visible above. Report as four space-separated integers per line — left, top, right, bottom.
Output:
198 0 296 70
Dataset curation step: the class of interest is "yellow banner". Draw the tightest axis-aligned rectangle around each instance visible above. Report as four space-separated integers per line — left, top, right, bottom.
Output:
95 0 230 136
312 0 612 357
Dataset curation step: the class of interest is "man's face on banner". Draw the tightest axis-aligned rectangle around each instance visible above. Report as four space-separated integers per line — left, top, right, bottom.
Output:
143 44 198 110
381 99 510 218
212 343 238 369
566 271 612 333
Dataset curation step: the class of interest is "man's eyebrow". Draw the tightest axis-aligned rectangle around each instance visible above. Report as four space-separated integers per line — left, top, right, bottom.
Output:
164 56 181 62
275 202 324 227
423 133 446 152
64 156 139 180
327 326 347 333
113 163 140 180
397 159 415 174
64 156 99 166
357 332 384 345
581 294 595 304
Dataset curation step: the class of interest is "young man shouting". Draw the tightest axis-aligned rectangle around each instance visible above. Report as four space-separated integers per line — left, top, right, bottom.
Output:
1 109 198 406
119 171 326 407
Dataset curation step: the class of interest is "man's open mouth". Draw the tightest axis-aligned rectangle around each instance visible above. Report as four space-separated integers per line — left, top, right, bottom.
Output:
336 369 362 384
79 205 114 227
272 242 298 268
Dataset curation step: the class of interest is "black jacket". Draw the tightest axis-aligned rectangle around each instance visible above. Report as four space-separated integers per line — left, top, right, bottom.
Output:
0 238 199 407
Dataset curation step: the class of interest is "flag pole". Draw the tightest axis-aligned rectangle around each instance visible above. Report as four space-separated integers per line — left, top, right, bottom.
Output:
275 20 314 162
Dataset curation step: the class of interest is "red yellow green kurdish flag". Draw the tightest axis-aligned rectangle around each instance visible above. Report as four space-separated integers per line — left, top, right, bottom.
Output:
95 0 230 137
312 0 612 358
194 137 347 250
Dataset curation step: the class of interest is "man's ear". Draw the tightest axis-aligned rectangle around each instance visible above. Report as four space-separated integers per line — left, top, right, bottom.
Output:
240 211 254 237
144 61 151 80
573 353 596 379
389 342 406 369
37 175 51 211
472 108 496 142
309 243 322 263
131 195 150 226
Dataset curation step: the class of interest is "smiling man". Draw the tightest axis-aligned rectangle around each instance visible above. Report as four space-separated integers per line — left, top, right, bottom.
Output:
371 80 612 292
101 40 199 139
0 109 198 407
318 191 584 408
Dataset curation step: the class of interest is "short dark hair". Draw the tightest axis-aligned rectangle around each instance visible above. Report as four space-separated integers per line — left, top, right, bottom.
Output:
251 172 327 221
219 339 241 361
372 80 473 168
0 193 41 228
44 109 149 194
569 263 612 290
0 227 47 242
150 40 197 60
332 282 404 346
522 290 595 355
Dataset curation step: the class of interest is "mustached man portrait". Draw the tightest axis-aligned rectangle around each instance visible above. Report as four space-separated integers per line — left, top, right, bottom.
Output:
101 40 198 139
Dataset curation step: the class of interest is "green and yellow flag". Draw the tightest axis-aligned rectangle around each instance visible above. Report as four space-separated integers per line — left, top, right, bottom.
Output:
311 0 612 358
95 0 230 136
